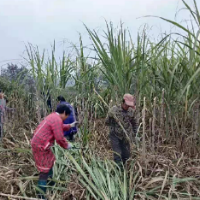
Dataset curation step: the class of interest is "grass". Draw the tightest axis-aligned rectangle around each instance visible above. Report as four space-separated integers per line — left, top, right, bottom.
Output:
1 127 200 199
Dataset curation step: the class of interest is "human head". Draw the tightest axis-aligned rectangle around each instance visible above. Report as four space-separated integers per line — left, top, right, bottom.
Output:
122 94 135 111
57 96 66 103
56 104 71 121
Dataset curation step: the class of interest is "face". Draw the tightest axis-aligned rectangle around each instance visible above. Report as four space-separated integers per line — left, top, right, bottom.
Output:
122 102 129 111
60 113 69 121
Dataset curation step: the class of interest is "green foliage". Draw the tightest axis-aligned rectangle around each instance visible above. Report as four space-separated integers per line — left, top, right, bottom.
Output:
85 22 135 99
2 0 200 199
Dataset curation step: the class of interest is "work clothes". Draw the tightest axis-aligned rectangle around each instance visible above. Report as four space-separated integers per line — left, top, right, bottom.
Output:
105 105 137 165
57 101 77 138
0 98 6 140
105 105 137 139
109 133 130 164
31 113 70 173
0 98 6 123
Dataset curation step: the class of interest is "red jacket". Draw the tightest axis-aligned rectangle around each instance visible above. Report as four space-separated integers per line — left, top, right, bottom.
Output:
31 112 71 150
31 112 71 172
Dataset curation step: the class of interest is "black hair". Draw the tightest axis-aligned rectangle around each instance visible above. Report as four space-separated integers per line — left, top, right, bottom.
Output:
122 99 125 103
56 104 71 115
57 96 66 102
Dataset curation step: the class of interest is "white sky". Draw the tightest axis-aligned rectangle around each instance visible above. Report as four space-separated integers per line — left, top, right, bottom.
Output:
0 0 198 66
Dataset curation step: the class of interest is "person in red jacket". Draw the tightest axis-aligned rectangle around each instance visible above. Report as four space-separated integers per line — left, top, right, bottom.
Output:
31 104 77 199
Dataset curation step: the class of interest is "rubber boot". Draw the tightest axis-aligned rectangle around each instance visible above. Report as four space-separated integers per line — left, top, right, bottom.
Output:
47 168 55 187
37 180 47 199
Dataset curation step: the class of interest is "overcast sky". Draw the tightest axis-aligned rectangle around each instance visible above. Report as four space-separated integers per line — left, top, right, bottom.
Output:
0 0 198 66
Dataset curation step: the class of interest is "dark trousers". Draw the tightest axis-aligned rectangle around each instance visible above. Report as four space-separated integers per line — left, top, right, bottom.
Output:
109 133 130 165
39 168 53 183
38 168 54 199
65 132 76 142
66 133 74 141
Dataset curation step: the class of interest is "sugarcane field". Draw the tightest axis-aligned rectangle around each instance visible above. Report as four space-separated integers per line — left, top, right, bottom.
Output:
1 0 200 199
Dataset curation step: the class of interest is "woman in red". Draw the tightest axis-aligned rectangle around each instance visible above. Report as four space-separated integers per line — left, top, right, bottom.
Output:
31 104 77 199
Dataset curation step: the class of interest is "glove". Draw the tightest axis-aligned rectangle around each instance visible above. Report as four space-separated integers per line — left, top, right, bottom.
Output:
67 143 73 149
70 121 78 128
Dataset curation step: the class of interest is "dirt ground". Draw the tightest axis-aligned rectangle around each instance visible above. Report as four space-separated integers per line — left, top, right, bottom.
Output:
1 119 200 199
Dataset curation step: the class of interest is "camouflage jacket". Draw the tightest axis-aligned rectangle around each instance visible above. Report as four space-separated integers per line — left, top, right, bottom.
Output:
105 105 137 140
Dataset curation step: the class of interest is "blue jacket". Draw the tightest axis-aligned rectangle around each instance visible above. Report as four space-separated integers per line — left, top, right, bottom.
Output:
58 101 78 136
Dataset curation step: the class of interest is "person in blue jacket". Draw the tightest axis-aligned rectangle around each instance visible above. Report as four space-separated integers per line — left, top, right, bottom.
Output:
57 96 78 141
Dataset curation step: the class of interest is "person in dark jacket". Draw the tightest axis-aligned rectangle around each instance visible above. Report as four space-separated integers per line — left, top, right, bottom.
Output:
0 90 6 140
57 96 78 141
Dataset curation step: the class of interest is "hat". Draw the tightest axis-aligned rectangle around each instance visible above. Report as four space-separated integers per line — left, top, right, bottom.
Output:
123 94 135 108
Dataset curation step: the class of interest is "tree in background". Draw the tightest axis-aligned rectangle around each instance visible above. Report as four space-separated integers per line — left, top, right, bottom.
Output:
1 63 35 93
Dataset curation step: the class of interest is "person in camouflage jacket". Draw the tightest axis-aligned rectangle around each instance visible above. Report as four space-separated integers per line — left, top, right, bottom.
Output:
105 94 137 167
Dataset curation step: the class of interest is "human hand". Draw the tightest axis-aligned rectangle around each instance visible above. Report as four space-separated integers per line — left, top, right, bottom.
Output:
67 143 73 149
70 121 78 128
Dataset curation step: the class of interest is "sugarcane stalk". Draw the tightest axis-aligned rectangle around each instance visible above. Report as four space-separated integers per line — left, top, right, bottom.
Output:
142 97 146 159
160 89 165 139
152 97 156 152
0 193 40 200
